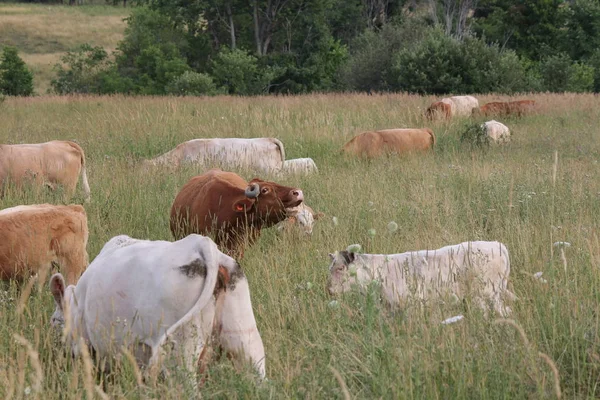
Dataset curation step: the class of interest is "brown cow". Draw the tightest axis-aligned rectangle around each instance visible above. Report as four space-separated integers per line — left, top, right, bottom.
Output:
473 100 536 117
0 204 89 284
170 169 304 257
0 140 91 202
342 128 436 158
425 101 452 120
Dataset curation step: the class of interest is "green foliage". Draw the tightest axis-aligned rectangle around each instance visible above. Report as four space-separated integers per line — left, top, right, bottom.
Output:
460 121 490 149
0 46 34 96
165 71 221 96
210 48 273 95
51 44 112 94
539 53 594 93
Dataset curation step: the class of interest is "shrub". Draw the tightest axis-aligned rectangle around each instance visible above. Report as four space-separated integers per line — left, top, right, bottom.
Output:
567 62 594 93
51 44 113 95
539 53 594 93
210 48 274 96
166 71 221 96
460 122 490 149
0 46 34 96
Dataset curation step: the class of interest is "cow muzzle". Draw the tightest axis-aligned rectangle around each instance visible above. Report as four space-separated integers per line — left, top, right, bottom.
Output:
289 189 303 206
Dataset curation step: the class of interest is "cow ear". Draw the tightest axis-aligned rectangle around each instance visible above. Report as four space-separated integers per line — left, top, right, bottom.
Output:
232 198 254 212
328 253 336 261
50 273 66 310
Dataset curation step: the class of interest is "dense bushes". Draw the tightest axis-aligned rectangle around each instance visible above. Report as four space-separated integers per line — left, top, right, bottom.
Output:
0 47 34 96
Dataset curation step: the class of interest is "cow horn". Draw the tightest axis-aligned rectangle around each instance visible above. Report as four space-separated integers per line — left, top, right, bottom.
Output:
245 182 260 198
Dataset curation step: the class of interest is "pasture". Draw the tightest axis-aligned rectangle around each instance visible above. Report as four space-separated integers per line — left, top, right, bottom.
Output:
1 93 600 398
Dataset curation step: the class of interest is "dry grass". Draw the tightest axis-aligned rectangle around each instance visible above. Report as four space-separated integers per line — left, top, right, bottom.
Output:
0 92 600 398
0 3 128 93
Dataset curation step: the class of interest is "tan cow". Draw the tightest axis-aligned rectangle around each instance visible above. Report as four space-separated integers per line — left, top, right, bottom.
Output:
0 204 89 284
342 128 436 158
0 140 91 202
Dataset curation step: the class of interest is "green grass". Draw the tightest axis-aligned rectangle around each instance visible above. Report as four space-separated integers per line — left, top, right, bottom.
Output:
1 92 600 398
0 3 129 94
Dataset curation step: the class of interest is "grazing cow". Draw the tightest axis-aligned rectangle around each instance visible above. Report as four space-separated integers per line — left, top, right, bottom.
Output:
473 100 536 117
0 140 91 202
426 96 479 120
482 120 510 144
143 138 286 174
327 241 515 317
170 169 303 256
49 234 266 379
0 204 89 284
281 158 318 176
342 128 436 158
276 202 324 235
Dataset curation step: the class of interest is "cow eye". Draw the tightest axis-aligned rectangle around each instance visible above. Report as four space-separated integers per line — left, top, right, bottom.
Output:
261 188 269 194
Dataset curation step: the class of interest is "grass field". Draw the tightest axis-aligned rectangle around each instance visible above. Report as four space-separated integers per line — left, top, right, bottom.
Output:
1 92 600 398
0 3 129 94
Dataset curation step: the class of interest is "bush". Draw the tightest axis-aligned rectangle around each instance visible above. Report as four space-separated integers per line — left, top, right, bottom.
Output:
539 53 594 92
567 62 594 93
460 122 490 149
166 71 221 96
0 46 34 96
51 44 113 95
210 48 274 95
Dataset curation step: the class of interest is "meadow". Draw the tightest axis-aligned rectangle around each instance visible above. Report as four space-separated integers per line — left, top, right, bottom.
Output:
0 3 128 94
1 92 600 399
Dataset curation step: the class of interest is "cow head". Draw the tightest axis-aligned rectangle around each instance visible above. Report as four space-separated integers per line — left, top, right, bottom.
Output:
49 273 81 356
247 178 303 226
327 250 369 295
426 102 451 120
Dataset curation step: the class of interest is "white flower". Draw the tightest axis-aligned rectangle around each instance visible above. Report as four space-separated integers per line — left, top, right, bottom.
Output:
328 300 339 309
332 216 339 226
346 243 362 253
441 315 464 325
367 228 376 238
553 241 571 248
387 221 398 233
348 265 358 277
367 201 374 208
305 282 313 290
533 271 548 284
24 387 31 396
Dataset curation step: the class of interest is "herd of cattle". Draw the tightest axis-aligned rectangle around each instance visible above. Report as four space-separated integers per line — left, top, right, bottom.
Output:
0 95 533 382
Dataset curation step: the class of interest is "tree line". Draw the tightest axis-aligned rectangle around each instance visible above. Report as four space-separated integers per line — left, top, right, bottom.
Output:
2 0 600 96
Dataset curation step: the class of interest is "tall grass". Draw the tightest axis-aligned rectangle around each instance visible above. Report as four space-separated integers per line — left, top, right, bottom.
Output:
1 93 600 398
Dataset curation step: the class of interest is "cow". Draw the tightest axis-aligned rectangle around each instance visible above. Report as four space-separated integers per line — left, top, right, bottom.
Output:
327 241 515 317
170 169 304 257
342 128 436 158
0 140 91 202
143 138 286 174
473 100 536 117
48 234 266 380
276 202 324 235
482 120 510 144
0 204 89 284
426 96 479 120
280 158 318 176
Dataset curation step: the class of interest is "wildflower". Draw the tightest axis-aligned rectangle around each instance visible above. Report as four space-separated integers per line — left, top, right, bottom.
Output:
24 387 31 396
348 265 358 277
347 244 362 253
367 201 374 208
553 241 571 248
441 315 464 325
387 221 398 233
533 271 548 284
367 228 376 238
332 216 339 226
328 300 339 309
305 282 313 290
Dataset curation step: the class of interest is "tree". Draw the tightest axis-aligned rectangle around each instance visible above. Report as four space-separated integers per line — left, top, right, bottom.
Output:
0 46 34 96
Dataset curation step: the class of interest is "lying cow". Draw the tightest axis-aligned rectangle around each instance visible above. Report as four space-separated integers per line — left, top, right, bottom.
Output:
482 120 510 144
342 128 436 158
0 140 91 202
276 202 324 235
143 138 286 174
0 204 89 284
280 158 318 176
49 234 265 379
473 100 536 117
170 169 303 257
426 96 479 120
327 241 515 317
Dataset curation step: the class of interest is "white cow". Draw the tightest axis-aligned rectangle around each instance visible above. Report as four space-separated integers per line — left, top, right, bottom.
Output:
441 96 480 117
143 138 285 174
482 120 510 144
49 234 266 379
327 241 515 316
280 158 318 176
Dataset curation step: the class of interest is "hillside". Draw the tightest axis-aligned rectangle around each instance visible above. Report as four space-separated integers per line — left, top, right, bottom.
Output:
0 3 129 93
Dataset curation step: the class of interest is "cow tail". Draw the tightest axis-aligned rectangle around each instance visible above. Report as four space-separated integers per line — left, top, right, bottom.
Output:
270 138 286 165
426 128 436 147
66 141 91 203
149 246 219 367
